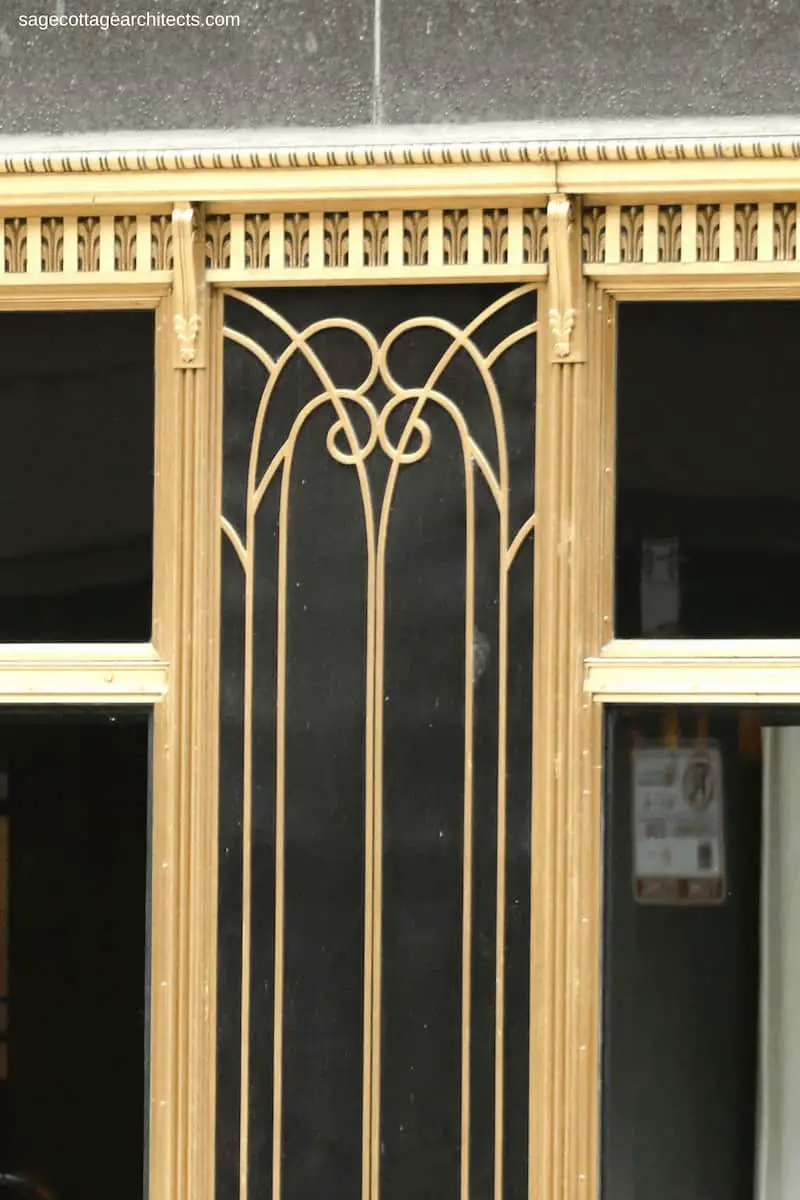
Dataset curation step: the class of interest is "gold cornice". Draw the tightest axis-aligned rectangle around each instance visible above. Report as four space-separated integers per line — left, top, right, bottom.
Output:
5 133 800 211
0 133 800 208
4 133 800 175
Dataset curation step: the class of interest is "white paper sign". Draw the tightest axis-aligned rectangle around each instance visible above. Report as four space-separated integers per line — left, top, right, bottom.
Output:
632 740 726 905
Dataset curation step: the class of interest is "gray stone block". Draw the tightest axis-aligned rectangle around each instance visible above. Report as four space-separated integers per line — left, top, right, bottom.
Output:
0 0 373 134
379 0 800 123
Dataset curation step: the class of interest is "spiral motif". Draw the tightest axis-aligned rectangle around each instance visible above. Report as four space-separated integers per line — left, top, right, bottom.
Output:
325 392 379 465
377 392 432 465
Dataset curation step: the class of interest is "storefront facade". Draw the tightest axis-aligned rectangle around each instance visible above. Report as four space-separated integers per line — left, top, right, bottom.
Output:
1 126 800 1200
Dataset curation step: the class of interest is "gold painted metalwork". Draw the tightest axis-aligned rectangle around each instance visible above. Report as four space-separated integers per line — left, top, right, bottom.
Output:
773 203 797 258
3 220 26 273
5 127 800 1200
173 202 207 367
0 277 215 1200
546 194 584 360
203 207 548 281
0 212 171 279
221 284 538 1200
5 131 800 179
207 215 233 269
572 271 800 1200
324 211 350 266
151 215 175 271
149 283 217 1200
582 201 800 270
244 214 270 268
0 644 167 701
41 218 64 272
363 211 389 265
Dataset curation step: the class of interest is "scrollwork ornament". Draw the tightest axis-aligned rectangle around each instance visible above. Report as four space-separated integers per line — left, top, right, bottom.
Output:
172 201 206 368
546 194 583 362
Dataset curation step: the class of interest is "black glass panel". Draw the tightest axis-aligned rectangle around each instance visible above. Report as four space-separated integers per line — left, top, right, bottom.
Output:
0 708 150 1200
381 403 466 1199
615 301 800 637
0 311 154 641
218 285 536 1200
602 705 778 1200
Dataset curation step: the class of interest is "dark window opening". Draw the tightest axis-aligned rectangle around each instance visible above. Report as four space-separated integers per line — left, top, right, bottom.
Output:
602 704 800 1199
0 311 155 642
615 301 800 638
0 709 150 1200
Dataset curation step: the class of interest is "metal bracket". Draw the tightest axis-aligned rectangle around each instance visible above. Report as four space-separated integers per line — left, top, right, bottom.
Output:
547 194 586 363
173 201 207 369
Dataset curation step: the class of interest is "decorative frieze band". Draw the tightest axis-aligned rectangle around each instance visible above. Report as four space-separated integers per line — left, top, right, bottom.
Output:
583 202 800 265
1 213 173 275
4 201 800 281
204 207 548 275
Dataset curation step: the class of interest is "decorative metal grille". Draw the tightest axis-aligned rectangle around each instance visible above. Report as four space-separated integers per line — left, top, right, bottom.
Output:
217 283 538 1200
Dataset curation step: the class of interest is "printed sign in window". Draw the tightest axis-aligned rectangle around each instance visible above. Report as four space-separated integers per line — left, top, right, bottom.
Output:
632 741 726 905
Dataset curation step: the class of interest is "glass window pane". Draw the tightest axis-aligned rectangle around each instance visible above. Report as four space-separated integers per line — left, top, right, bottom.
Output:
615 301 800 637
602 704 800 1199
0 311 154 642
0 709 150 1200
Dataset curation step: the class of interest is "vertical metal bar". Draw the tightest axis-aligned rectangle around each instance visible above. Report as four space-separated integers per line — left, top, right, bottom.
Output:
642 206 659 264
428 209 444 269
100 214 115 273
309 211 324 270
137 213 152 274
230 214 246 276
604 207 621 265
26 217 42 276
349 211 364 271
757 203 774 263
388 210 403 269
719 204 735 261
681 205 697 264
468 208 483 267
507 207 523 268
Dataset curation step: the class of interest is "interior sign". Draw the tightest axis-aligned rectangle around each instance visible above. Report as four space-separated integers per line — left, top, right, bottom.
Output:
632 741 726 905
640 536 680 635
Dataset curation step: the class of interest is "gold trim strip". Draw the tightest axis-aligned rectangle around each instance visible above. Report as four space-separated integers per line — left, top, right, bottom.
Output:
597 638 800 657
585 656 800 701
586 261 800 280
208 265 547 285
0 644 167 702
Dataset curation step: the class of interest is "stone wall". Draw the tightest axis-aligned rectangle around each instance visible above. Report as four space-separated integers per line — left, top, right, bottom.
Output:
2 0 800 134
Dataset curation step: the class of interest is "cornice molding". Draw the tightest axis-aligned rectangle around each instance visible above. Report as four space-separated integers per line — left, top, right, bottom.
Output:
4 132 800 175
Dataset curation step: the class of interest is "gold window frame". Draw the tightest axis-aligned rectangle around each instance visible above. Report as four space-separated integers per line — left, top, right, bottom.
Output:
0 258 220 1200
1 129 800 1200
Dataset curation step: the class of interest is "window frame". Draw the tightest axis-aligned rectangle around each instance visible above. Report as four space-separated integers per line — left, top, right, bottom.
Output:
0 280 220 1200
571 275 800 1200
